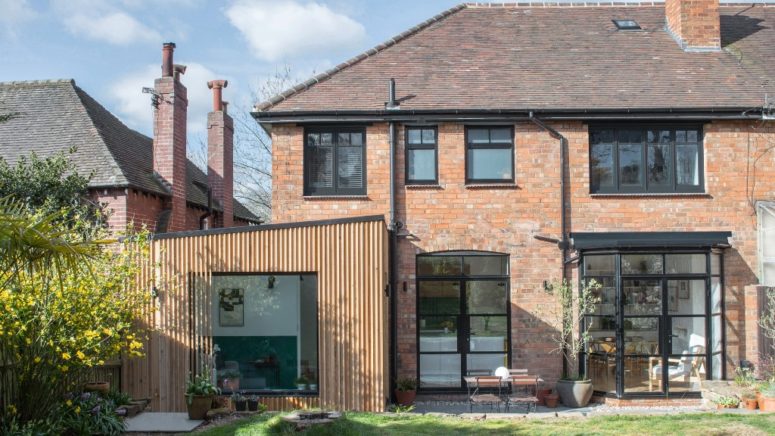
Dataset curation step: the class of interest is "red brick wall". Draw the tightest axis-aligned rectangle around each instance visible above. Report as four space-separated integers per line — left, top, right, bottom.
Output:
153 76 188 232
271 119 775 383
665 0 721 49
207 110 234 228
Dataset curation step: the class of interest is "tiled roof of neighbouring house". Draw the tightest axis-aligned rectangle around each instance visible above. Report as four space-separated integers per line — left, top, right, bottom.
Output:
255 3 775 113
0 79 260 223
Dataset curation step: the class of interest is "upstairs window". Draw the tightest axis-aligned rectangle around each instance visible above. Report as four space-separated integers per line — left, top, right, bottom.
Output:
465 127 514 183
304 127 366 196
759 202 775 286
589 126 704 194
405 127 438 184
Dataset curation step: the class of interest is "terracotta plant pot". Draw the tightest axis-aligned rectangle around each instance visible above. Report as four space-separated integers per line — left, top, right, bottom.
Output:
555 379 593 408
759 396 775 413
395 389 416 406
537 389 552 406
186 395 213 420
544 393 559 408
744 399 758 410
83 381 110 394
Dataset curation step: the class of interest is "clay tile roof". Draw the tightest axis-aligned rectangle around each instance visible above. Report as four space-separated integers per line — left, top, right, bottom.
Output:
255 3 775 114
0 79 260 223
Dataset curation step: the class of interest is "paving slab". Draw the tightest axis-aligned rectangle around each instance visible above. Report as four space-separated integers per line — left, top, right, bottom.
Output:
124 412 203 433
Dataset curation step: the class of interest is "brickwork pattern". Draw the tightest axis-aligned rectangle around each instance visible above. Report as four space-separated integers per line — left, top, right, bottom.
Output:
153 77 188 232
207 111 234 228
271 119 775 385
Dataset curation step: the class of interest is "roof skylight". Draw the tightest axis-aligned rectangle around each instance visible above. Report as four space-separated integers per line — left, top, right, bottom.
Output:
613 19 641 30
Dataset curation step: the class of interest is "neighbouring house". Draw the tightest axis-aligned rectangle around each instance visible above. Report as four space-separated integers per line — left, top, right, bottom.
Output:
0 44 261 232
121 0 774 412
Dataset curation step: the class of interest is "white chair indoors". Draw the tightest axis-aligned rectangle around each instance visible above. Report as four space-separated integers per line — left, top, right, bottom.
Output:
649 345 705 392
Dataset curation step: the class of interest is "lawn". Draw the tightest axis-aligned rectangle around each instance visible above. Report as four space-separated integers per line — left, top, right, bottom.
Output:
196 412 775 436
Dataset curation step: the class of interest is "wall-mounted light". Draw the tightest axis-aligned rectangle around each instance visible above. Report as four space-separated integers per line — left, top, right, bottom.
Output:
267 275 276 289
151 286 159 299
403 281 407 293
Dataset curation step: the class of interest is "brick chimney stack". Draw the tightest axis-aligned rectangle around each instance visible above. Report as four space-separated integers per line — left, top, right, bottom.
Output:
207 79 233 228
153 42 188 232
665 0 721 51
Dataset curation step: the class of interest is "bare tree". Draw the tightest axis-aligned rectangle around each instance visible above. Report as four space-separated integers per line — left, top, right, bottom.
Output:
232 66 296 222
186 67 296 223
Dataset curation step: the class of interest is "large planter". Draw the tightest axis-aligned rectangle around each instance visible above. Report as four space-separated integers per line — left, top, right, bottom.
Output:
759 396 775 412
395 389 416 406
84 381 110 394
555 379 593 408
186 395 213 420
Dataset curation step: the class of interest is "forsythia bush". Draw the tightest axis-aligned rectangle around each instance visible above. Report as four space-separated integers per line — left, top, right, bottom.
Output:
0 204 151 425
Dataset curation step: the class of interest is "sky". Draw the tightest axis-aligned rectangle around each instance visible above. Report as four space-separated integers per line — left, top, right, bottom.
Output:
0 0 469 152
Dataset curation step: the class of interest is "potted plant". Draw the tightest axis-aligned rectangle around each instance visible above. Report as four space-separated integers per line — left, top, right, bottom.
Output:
759 384 775 412
544 391 559 408
540 279 601 408
294 376 309 390
394 376 417 406
308 376 318 391
247 395 259 412
714 395 740 410
185 370 220 420
741 391 758 410
233 392 247 411
220 369 241 392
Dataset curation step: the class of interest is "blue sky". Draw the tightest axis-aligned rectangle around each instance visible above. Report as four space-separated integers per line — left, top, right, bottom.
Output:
0 0 467 148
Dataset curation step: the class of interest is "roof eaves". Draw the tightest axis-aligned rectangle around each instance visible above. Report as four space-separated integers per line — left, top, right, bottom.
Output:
254 3 469 112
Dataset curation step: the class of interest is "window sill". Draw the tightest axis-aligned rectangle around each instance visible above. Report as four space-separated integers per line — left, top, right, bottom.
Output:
590 192 710 198
405 184 443 190
303 195 369 200
465 183 519 189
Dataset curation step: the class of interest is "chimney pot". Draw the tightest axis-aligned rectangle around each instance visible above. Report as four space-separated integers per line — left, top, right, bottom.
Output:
161 42 175 77
207 79 228 112
173 64 187 81
222 101 229 115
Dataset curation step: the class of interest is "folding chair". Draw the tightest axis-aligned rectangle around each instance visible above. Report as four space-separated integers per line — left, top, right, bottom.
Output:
506 375 539 412
468 376 506 412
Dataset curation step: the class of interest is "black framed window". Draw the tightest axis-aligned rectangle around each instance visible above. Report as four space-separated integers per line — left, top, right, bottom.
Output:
580 250 725 399
589 126 704 194
465 127 514 183
405 127 438 184
304 127 366 196
416 251 510 390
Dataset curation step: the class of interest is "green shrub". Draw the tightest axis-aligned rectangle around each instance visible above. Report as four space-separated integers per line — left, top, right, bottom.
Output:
57 392 124 435
395 377 417 392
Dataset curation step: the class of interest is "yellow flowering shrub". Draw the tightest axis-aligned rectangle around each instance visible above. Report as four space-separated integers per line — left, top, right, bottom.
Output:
0 216 151 423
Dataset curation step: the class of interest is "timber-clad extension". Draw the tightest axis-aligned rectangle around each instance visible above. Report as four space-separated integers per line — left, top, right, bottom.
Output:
123 215 389 412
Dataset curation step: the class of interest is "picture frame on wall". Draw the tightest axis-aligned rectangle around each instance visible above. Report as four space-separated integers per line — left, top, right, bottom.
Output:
678 281 690 299
219 288 244 327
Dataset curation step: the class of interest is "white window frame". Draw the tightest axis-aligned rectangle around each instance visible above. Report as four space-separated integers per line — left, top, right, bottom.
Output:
757 201 775 286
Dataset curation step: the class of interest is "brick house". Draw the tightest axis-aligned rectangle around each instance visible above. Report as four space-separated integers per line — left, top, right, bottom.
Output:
0 43 260 233
250 0 775 402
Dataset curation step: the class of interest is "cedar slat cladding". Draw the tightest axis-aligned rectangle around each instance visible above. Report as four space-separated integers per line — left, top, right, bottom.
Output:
122 219 389 412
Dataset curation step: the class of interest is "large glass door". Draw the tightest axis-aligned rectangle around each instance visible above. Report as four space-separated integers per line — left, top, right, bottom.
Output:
417 252 510 390
582 252 723 398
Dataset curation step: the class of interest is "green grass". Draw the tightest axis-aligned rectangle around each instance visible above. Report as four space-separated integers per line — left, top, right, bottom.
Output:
196 411 775 436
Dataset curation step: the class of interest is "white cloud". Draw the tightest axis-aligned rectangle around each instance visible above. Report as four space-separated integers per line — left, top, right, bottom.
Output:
64 11 160 45
51 0 160 45
0 0 36 38
110 62 229 141
225 0 366 61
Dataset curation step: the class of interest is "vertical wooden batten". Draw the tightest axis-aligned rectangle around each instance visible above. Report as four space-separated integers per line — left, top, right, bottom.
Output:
122 215 389 412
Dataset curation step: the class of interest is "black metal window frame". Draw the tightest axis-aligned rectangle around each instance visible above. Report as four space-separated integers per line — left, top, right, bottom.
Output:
588 124 705 194
415 251 511 392
303 126 367 196
580 250 726 399
464 126 515 184
405 126 439 185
